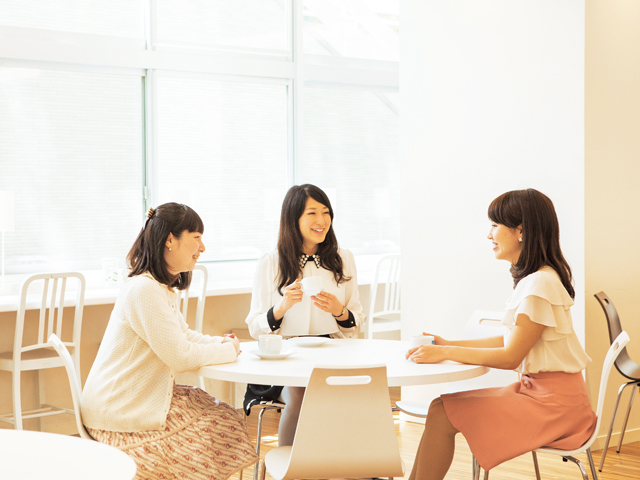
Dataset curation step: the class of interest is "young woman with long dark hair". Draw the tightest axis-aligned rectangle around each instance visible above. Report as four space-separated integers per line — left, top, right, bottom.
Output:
82 202 258 480
245 184 364 446
406 189 594 480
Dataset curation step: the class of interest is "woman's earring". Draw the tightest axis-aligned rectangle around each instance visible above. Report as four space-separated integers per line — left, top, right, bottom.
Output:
518 238 523 243
169 247 172 251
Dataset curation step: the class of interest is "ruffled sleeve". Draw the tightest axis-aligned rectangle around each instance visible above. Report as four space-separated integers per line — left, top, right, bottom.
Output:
502 267 575 341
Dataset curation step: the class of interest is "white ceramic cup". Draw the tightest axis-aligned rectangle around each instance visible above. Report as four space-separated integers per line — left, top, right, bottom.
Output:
409 334 435 349
258 334 283 354
300 276 324 296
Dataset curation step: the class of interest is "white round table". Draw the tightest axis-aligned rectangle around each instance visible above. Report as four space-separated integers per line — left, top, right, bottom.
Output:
196 338 488 387
0 429 137 480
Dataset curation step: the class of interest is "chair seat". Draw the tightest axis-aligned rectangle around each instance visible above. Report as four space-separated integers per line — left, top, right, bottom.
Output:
263 446 292 480
370 315 401 333
0 347 71 371
395 399 430 417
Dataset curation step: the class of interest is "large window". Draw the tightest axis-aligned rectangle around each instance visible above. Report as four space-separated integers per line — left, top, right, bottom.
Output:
0 0 399 282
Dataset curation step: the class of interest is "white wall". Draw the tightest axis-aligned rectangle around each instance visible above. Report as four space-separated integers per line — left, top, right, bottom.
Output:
400 1 585 403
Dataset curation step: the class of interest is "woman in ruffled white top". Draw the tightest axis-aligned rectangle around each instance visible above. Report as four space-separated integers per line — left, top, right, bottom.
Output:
406 189 596 480
244 184 364 446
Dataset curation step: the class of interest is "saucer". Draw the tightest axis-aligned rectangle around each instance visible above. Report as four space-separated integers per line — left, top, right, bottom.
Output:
249 349 296 360
289 337 330 347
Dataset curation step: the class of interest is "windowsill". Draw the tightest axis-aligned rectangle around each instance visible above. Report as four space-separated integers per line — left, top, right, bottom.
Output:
0 253 396 313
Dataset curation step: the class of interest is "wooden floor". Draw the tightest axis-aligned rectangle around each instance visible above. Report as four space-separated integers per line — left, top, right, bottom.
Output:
231 388 640 480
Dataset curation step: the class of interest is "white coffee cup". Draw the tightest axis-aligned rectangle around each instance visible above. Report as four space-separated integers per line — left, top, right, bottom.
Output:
259 334 283 354
300 276 324 296
409 334 435 349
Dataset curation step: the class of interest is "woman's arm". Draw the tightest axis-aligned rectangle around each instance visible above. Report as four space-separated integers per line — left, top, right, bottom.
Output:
128 280 237 372
245 254 281 339
407 314 544 370
431 334 505 349
338 250 365 334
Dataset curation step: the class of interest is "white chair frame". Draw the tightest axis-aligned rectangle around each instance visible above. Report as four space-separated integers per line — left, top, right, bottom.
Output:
180 264 208 389
365 254 401 339
48 334 93 440
261 364 404 480
0 272 85 430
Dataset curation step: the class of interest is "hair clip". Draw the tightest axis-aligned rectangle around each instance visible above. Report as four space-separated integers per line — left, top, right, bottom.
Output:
146 207 155 219
181 204 187 212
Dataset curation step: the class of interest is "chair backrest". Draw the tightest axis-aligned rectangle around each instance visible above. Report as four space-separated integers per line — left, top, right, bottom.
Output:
444 310 517 394
282 365 404 479
48 334 93 440
14 272 85 380
180 265 208 334
594 292 640 380
366 254 401 337
584 331 630 449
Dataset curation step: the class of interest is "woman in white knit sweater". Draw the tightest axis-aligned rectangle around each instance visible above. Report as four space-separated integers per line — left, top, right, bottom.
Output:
82 202 258 480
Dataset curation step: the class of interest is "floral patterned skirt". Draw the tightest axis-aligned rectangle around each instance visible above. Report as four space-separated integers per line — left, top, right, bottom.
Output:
87 385 258 480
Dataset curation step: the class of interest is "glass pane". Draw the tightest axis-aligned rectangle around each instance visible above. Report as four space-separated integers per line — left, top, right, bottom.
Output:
0 0 144 38
298 86 399 254
303 0 399 61
155 0 287 52
0 67 144 273
156 75 288 261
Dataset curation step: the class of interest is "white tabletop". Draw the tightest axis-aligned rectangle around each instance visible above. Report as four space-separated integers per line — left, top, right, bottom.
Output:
0 429 137 480
195 338 489 387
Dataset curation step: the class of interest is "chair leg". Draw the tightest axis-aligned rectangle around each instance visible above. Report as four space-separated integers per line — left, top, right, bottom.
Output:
472 456 481 480
254 407 268 480
532 451 541 480
616 382 638 453
259 459 266 480
483 470 489 480
12 370 23 430
37 369 46 431
586 448 599 480
563 456 589 480
598 381 633 471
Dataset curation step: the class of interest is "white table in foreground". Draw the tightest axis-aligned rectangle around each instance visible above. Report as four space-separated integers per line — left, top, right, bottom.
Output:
0 429 137 480
195 338 489 387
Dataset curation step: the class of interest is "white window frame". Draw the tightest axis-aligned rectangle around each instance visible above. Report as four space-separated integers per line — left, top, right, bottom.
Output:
0 0 399 274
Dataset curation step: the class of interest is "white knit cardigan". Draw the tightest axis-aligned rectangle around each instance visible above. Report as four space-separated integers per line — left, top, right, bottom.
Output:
82 273 237 432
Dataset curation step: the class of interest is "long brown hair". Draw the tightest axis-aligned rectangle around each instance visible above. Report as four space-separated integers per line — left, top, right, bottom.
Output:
127 202 204 290
276 184 350 294
488 189 575 299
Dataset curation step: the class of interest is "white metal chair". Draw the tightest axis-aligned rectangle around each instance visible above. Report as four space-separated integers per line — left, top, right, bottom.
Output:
365 254 401 339
48 333 93 440
593 291 640 471
528 331 630 480
249 399 286 480
0 272 85 430
260 364 404 480
180 264 208 389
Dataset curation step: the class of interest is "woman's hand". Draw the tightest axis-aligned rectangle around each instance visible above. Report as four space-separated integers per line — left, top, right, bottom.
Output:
223 333 241 357
421 332 450 346
273 281 303 319
406 345 447 364
311 291 345 318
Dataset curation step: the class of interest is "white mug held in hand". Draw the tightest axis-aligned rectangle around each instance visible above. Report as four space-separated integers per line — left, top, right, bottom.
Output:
409 334 435 349
259 334 283 354
300 276 324 296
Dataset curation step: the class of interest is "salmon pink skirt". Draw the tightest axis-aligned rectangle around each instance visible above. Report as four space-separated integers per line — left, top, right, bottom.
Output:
442 371 596 471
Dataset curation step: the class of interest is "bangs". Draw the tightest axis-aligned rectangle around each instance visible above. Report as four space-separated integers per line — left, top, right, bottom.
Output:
177 207 205 234
488 191 521 228
305 185 334 218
